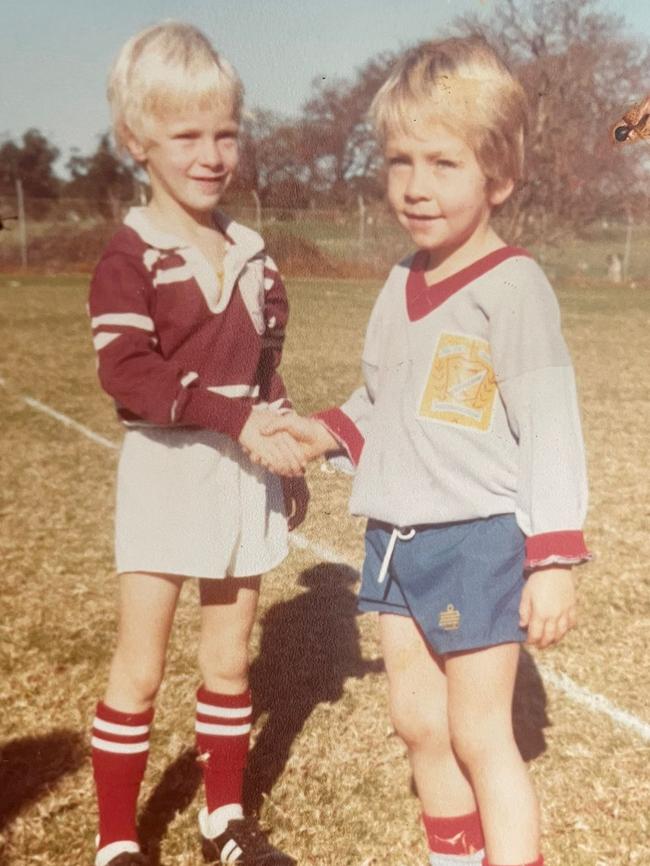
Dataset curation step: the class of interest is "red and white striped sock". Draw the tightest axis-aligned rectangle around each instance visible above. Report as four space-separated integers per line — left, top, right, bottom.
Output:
91 701 153 866
423 811 485 864
195 686 252 834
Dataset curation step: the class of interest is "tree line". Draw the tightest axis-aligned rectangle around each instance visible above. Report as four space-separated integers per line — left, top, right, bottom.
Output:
2 0 649 239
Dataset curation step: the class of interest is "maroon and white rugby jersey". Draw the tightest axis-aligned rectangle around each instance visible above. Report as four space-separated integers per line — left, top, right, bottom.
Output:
89 208 291 439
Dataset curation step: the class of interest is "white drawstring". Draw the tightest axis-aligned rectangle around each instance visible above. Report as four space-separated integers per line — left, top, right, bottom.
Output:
376 526 416 584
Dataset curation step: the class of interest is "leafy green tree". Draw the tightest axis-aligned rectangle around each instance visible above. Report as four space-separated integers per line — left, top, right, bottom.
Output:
65 133 138 218
0 129 61 215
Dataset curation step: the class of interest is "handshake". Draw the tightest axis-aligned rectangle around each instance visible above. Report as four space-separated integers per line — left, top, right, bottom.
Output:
238 409 338 477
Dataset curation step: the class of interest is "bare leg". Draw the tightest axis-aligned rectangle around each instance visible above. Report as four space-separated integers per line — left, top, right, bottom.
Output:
447 643 539 864
380 614 476 816
197 576 261 693
104 571 184 713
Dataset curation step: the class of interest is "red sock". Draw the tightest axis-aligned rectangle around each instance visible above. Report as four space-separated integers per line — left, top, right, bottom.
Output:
423 811 485 855
91 702 154 850
195 686 252 813
483 858 544 866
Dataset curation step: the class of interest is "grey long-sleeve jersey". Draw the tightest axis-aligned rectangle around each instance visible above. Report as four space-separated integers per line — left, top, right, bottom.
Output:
316 246 590 569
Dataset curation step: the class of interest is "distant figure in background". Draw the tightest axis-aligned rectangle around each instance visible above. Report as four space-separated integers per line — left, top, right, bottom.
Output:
606 253 623 283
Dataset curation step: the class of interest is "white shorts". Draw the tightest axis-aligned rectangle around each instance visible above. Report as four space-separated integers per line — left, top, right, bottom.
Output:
115 427 289 579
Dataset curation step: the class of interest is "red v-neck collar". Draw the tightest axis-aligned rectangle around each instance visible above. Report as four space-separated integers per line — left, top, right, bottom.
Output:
406 245 532 321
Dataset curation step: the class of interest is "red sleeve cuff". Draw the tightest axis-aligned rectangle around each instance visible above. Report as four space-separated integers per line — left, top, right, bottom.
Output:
525 530 592 569
313 407 365 465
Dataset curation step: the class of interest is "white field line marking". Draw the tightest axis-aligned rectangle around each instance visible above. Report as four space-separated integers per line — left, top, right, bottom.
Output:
5 378 650 743
22 396 120 451
2 375 119 450
537 666 650 742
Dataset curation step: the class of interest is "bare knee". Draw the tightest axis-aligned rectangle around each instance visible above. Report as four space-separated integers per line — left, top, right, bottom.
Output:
389 687 450 754
198 634 250 693
106 647 165 709
450 708 515 770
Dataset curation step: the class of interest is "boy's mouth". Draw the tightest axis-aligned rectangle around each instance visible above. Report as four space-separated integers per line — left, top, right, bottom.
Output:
403 212 442 223
191 176 227 193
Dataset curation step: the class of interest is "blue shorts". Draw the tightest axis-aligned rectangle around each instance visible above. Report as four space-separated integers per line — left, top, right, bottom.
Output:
358 514 527 655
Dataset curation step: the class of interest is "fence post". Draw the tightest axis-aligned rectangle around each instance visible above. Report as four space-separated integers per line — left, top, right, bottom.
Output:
251 189 262 233
358 194 366 248
15 178 27 267
622 211 633 282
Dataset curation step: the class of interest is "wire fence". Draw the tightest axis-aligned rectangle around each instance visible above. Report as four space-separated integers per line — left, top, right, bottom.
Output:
1 190 650 284
0 190 409 272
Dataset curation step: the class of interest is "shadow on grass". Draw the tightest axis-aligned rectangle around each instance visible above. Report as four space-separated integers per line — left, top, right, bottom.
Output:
0 730 86 832
134 566 548 857
513 648 549 761
244 563 384 813
138 747 202 866
136 562 380 855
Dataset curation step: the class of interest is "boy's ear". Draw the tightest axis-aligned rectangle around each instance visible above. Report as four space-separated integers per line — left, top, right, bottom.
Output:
488 177 515 207
123 126 148 164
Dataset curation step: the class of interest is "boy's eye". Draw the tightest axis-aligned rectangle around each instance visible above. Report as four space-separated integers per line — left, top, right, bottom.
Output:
387 156 409 166
436 159 457 169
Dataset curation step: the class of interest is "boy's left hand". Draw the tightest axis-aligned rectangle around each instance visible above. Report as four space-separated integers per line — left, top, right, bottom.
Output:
282 475 310 531
519 566 577 649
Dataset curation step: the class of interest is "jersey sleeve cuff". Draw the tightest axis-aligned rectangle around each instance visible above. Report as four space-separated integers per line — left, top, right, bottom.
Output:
313 407 365 465
181 388 253 440
525 530 592 570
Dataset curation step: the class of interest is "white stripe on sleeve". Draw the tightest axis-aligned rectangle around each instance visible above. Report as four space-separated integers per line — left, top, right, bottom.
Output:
91 313 155 331
206 384 260 399
93 332 121 351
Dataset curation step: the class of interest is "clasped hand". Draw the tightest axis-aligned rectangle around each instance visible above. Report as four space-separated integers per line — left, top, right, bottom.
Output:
239 410 337 476
238 409 308 477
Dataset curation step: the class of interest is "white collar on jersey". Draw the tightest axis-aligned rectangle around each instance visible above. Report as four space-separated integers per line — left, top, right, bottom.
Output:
122 207 268 316
123 207 265 258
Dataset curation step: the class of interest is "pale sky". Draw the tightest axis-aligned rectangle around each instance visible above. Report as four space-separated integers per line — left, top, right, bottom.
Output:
2 0 650 172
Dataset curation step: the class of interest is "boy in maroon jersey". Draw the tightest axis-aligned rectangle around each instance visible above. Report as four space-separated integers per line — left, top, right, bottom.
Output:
262 38 590 866
88 21 305 866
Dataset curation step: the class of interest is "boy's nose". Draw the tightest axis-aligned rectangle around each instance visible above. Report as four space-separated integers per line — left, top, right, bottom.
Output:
198 138 223 167
404 166 433 201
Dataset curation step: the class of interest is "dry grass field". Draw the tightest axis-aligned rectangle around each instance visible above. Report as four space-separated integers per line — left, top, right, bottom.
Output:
0 255 649 866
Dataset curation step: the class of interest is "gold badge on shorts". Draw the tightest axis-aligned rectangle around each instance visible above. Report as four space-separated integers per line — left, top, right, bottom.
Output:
418 332 497 431
438 604 461 631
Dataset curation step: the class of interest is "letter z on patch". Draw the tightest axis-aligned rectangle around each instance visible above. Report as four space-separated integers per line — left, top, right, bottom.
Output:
417 332 497 431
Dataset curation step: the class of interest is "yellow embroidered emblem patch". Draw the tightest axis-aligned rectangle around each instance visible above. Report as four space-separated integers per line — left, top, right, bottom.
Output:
438 604 461 631
418 332 497 431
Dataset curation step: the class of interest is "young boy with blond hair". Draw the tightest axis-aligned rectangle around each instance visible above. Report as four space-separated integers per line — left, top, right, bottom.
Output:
88 21 306 866
264 37 590 866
